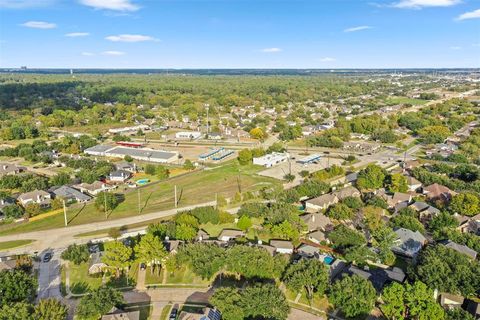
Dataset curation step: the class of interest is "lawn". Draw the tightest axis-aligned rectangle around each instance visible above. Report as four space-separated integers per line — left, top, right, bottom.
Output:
0 161 281 236
145 265 210 287
160 304 172 320
0 239 34 251
285 288 331 313
385 96 429 106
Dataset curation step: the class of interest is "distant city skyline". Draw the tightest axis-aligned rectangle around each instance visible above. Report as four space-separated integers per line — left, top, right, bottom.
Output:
0 0 479 68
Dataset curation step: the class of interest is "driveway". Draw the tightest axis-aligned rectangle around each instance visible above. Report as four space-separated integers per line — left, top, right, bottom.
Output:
37 249 62 300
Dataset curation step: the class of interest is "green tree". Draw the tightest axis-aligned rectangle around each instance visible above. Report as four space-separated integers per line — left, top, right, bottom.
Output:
183 159 195 170
389 173 408 193
102 241 133 278
380 282 406 320
449 192 480 216
94 192 119 212
210 287 244 320
175 224 197 241
418 125 451 144
225 246 277 279
144 164 156 175
329 275 377 318
0 302 33 320
357 164 386 191
390 214 425 234
155 165 170 179
446 308 475 320
283 259 329 300
3 204 24 219
241 283 290 320
238 149 253 165
0 270 37 307
344 245 377 267
236 215 252 231
25 203 41 217
134 233 167 274
34 298 68 320
76 286 124 320
326 203 354 220
61 244 90 265
50 173 71 187
328 225 366 250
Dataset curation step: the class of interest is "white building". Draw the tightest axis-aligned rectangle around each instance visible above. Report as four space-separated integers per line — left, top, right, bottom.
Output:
175 131 202 140
253 152 290 168
108 124 150 135
84 145 179 164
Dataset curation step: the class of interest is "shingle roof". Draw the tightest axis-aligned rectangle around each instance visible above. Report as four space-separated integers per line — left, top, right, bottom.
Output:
442 240 477 260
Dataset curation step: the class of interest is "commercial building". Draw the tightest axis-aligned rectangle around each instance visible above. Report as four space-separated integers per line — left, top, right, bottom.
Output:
108 124 150 135
297 154 321 165
175 131 202 140
253 152 290 168
85 145 178 163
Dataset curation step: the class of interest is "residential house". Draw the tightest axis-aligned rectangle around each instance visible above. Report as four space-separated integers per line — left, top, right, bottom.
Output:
409 201 430 212
50 185 92 203
307 230 328 244
101 307 140 320
0 163 23 176
439 293 464 310
74 181 115 196
196 229 210 242
218 229 244 242
0 259 17 272
418 205 441 223
405 175 422 192
305 194 338 212
108 170 131 183
333 186 361 201
463 299 480 319
423 183 457 204
164 240 181 254
88 252 106 274
17 190 51 208
297 244 319 258
335 264 406 292
387 192 412 209
115 161 137 173
456 213 480 235
0 197 15 218
270 240 294 254
440 240 477 260
392 227 427 258
300 213 332 232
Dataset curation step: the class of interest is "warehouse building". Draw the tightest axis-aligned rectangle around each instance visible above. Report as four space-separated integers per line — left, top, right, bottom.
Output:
175 131 202 140
85 145 178 163
253 152 290 168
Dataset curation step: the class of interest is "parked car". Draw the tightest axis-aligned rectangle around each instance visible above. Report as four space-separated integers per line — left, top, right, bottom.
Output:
140 263 146 270
43 252 53 263
169 306 178 320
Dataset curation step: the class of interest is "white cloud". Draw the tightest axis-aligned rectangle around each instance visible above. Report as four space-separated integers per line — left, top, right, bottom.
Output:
319 57 336 62
0 0 55 9
344 26 372 32
102 50 125 56
456 9 480 21
105 34 158 42
65 32 90 37
79 0 139 11
81 52 95 56
449 46 462 50
392 0 461 9
260 48 282 53
21 21 56 29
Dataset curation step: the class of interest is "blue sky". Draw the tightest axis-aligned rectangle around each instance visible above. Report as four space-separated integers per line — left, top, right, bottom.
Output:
0 0 479 68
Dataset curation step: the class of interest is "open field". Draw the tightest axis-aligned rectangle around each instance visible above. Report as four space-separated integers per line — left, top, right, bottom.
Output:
384 96 429 106
145 265 209 287
0 239 34 251
0 161 281 236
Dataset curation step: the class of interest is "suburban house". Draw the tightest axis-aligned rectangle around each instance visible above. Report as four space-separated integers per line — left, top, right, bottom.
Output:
335 264 406 292
17 190 52 208
305 194 339 212
50 185 92 203
88 252 106 275
0 197 15 217
391 227 427 258
218 229 244 242
456 213 480 235
440 240 477 260
297 244 320 258
332 186 361 200
439 293 465 310
196 229 210 242
386 192 412 208
300 213 332 232
405 175 422 192
108 170 131 183
418 205 441 223
423 183 457 204
307 230 328 244
115 161 137 173
74 181 115 196
270 240 294 254
164 240 181 254
101 307 140 320
0 163 23 176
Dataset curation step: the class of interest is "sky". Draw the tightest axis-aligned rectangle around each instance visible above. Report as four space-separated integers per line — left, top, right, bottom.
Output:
0 0 479 68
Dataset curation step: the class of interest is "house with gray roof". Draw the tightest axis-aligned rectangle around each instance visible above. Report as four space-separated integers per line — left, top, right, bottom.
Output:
300 213 332 232
333 186 361 201
392 227 427 258
50 185 91 203
74 181 115 196
17 190 51 208
108 170 131 183
297 244 320 258
0 163 23 176
440 240 477 260
270 240 294 254
305 193 338 212
307 230 328 244
218 229 244 242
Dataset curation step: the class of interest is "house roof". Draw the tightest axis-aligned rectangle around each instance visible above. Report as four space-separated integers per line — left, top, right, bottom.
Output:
391 192 412 205
409 201 430 212
51 185 91 202
75 181 108 192
333 186 361 200
101 307 140 320
300 213 332 231
392 227 426 257
442 240 477 260
18 189 50 201
440 293 465 307
218 229 244 238
306 193 338 208
424 183 457 199
89 252 105 268
297 244 319 256
307 230 327 242
405 175 421 186
109 170 130 178
270 240 294 250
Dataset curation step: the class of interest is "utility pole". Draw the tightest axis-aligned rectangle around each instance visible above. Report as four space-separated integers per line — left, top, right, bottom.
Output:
137 188 141 214
63 200 67 227
174 185 178 208
104 192 108 219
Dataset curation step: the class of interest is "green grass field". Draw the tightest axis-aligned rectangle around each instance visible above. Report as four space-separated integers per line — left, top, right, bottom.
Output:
0 161 281 236
385 96 429 106
145 265 209 287
0 239 34 251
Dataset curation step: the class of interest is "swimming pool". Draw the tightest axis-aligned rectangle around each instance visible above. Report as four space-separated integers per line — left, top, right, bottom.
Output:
323 256 335 265
136 179 150 185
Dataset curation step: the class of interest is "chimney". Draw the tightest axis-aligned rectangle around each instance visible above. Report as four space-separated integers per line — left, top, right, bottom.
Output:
312 215 315 222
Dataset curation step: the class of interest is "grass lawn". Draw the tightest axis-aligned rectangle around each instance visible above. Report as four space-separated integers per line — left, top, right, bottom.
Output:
285 288 331 313
146 265 210 287
160 304 172 320
0 239 34 250
385 96 428 106
0 161 281 236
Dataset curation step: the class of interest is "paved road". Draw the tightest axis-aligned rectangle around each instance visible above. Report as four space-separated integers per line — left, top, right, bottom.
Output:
37 249 62 301
0 201 217 256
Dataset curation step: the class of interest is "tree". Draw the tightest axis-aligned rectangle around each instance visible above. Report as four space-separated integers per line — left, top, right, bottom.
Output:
155 165 170 179
3 204 24 219
61 244 89 265
236 215 252 231
225 246 277 279
283 259 329 300
238 149 253 165
0 302 33 320
144 164 156 175
344 245 377 267
329 275 377 318
328 225 366 250
363 206 385 232
95 192 119 212
76 286 124 320
249 127 267 141
175 224 197 241
357 164 386 191
102 241 133 278
449 192 480 216
177 243 225 279
134 233 167 275
446 308 475 320
51 198 63 210
418 126 451 144
183 159 195 170
0 270 37 306
429 212 457 236
326 203 354 220
210 287 244 320
390 214 425 234
25 203 41 217
380 282 406 320
34 299 68 320
50 173 71 187
389 173 408 193
241 283 290 320
108 227 122 239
